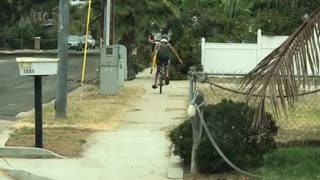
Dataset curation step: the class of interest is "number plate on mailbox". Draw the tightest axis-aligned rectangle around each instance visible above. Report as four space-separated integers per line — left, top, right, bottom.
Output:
20 63 32 69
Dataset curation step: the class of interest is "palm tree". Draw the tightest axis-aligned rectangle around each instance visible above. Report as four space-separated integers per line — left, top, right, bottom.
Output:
242 7 320 127
221 0 247 18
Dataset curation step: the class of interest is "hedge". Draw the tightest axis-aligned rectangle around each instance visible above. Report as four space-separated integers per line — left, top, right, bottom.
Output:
6 38 57 50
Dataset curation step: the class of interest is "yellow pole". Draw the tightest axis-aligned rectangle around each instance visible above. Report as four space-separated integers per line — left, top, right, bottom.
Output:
80 0 93 86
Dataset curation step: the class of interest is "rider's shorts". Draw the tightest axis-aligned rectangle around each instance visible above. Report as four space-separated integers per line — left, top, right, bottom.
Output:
156 57 170 73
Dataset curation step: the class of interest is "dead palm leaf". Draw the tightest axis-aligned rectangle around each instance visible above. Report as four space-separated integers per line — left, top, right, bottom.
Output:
242 7 320 128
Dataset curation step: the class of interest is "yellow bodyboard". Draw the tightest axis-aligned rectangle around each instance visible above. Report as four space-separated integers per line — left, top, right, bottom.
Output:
152 50 158 68
150 50 158 74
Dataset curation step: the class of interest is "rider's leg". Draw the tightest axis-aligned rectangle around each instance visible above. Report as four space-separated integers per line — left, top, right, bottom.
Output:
154 72 159 85
165 60 170 85
152 62 160 89
165 59 170 77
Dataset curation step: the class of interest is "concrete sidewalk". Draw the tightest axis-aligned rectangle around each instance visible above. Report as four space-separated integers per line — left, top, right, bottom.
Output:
0 69 188 180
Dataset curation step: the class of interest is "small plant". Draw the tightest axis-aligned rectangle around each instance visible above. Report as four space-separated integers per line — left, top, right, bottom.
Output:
169 99 279 173
78 139 87 145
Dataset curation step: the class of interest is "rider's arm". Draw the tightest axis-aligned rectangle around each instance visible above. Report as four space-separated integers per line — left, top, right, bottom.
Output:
168 44 183 64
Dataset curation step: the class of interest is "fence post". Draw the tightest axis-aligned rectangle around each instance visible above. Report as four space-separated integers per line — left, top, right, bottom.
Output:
189 66 196 103
201 38 206 72
257 29 262 64
190 91 204 174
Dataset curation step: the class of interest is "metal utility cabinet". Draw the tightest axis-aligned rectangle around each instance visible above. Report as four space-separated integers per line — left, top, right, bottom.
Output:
119 45 128 81
100 45 119 95
118 45 127 87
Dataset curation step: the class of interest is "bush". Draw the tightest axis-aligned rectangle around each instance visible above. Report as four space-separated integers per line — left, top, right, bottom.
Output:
6 38 57 50
40 39 58 50
7 38 33 50
1 23 58 50
169 99 279 173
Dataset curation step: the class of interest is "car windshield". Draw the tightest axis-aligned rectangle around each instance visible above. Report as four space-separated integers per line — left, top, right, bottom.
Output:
68 36 79 41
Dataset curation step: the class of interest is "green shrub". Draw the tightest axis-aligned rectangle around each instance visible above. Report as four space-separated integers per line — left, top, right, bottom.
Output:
169 99 279 173
7 38 33 50
40 39 58 50
6 38 57 50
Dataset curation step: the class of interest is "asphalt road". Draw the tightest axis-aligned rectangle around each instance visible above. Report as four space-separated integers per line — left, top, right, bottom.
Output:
0 52 99 119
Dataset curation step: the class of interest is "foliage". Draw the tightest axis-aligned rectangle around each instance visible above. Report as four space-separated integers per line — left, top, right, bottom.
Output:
40 39 58 50
169 0 320 44
2 21 57 50
169 99 278 173
69 5 87 36
6 39 33 50
1 0 320 79
6 38 57 50
170 28 202 79
0 0 58 25
3 23 34 50
167 0 320 80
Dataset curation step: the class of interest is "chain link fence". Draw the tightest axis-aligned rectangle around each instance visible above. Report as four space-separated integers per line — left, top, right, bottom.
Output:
191 72 320 144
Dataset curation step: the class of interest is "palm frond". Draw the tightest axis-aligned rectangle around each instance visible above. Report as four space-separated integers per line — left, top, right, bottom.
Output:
115 5 131 17
162 0 181 18
242 7 320 128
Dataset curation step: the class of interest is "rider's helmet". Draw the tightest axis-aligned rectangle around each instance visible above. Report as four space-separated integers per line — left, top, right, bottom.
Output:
161 34 169 40
160 34 169 43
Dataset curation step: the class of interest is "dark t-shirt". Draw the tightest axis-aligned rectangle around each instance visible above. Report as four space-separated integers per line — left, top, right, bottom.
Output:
157 42 171 61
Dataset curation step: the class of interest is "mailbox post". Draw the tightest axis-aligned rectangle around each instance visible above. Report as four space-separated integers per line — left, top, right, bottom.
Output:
16 58 59 148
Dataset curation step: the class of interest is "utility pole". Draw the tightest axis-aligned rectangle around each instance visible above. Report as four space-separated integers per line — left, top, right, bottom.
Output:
56 0 70 119
103 0 110 45
110 0 115 45
103 0 114 45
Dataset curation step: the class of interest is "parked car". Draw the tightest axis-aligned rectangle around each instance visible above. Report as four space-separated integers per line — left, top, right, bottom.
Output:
68 35 82 51
70 0 87 6
80 35 96 49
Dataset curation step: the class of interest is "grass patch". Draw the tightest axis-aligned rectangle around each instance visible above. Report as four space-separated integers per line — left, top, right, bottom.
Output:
255 148 320 179
184 148 320 180
7 85 145 157
6 127 93 157
14 85 144 130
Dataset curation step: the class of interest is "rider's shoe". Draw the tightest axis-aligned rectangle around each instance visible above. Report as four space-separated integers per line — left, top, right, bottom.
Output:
165 77 170 85
152 85 158 89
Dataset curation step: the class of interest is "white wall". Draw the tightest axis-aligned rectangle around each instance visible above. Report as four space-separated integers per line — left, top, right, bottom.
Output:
260 35 288 60
201 30 288 74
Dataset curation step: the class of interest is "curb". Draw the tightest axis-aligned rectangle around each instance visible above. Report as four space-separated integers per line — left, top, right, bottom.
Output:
0 129 15 147
3 169 54 180
0 147 65 159
0 50 99 56
167 147 183 179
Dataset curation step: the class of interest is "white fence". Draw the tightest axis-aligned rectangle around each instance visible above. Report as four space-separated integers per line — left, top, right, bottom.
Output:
201 30 288 74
